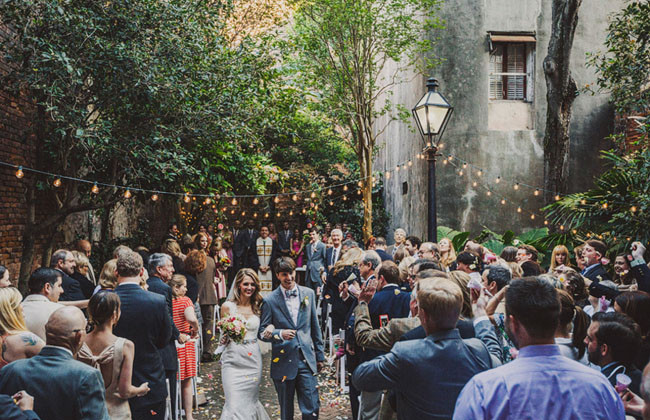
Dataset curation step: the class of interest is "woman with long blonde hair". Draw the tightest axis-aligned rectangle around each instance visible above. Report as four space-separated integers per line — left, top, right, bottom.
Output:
218 268 269 419
439 237 457 271
549 245 572 272
0 287 44 369
324 247 363 332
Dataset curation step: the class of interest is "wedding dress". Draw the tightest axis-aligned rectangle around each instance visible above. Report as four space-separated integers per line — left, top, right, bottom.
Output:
219 301 270 420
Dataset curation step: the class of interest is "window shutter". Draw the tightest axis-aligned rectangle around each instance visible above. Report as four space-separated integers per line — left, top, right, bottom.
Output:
526 44 535 102
489 45 504 100
506 44 525 100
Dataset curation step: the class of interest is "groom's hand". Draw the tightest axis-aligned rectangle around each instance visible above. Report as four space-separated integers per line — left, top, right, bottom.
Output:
281 329 296 340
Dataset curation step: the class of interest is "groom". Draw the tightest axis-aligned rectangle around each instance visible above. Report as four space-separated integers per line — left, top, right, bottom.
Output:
259 256 325 420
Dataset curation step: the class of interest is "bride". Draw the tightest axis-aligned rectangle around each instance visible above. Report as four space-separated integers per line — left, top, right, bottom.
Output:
219 268 270 420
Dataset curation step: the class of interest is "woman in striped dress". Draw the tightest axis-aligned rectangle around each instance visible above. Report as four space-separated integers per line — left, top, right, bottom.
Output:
170 274 200 420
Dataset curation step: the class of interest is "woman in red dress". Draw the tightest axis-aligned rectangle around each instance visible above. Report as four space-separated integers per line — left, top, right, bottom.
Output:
170 274 200 420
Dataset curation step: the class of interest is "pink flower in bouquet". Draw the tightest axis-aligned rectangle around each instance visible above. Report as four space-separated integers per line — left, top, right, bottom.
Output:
217 223 224 230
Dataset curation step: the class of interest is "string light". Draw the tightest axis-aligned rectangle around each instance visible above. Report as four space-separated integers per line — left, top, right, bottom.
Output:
458 170 464 176
253 197 259 205
477 170 483 177
442 159 448 165
408 160 413 167
358 181 363 187
329 200 334 206
472 181 478 187
530 214 535 220
328 189 333 195
501 199 506 205
462 163 468 169
184 194 191 203
15 166 24 178
222 207 227 212
302 208 306 214
289 210 294 216
124 189 132 199
602 203 608 209
343 196 348 201
274 196 280 204
310 192 316 199
385 171 391 179
230 209 235 215
514 183 520 190
151 194 159 201
580 199 586 205
53 178 61 187
495 176 501 184
231 198 238 206
253 212 258 218
534 189 540 196
486 191 492 197
560 225 565 231
395 165 400 172
204 198 211 205
631 206 637 212
517 207 522 213
91 183 99 194
544 220 549 226
343 185 348 191
554 194 561 201
241 211 246 216
357 189 362 195
276 212 281 217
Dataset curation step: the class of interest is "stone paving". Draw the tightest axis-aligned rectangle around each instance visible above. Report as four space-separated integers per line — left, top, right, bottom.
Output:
194 352 352 420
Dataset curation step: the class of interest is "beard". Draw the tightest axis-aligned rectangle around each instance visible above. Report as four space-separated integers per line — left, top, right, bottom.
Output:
505 317 520 349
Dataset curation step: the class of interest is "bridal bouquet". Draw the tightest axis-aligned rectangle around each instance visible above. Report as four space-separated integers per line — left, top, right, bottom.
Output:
214 315 247 356
215 255 231 270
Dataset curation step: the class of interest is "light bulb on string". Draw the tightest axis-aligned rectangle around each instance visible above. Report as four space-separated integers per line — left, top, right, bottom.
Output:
204 197 211 205
241 211 246 216
53 178 61 187
472 181 478 187
408 160 413 167
230 209 235 215
448 155 453 161
151 194 159 201
184 194 191 203
302 208 306 214
253 197 259 205
486 191 492 197
602 203 608 209
395 165 400 172
328 189 332 195
462 163 468 169
289 210 294 216
534 189 540 196
343 196 348 201
442 158 448 165
274 196 280 204
343 185 348 191
477 170 483 177
253 212 258 218
458 170 464 176
222 207 227 212
329 200 334 206
15 166 24 178
631 206 637 212
560 225 565 231
91 183 99 194
544 220 549 226
580 199 586 205
501 199 506 205
231 198 238 206
554 194 561 201
385 171 391 179
310 192 316 199
517 207 522 213
495 176 501 184
124 189 132 199
276 212 281 217
357 189 362 195
358 181 363 187
264 212 269 218
315 205 319 210
530 214 535 220
439 143 445 149
514 183 520 190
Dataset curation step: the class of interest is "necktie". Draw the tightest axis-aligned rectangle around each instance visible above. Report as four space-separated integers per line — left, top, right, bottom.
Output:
285 289 298 298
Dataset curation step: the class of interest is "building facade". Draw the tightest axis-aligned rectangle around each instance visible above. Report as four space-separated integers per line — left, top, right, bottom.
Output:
375 0 625 239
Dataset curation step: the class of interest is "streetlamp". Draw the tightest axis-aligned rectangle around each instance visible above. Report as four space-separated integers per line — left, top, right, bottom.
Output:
412 77 453 242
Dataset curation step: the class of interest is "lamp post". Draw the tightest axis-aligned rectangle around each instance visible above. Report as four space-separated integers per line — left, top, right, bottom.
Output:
412 78 453 242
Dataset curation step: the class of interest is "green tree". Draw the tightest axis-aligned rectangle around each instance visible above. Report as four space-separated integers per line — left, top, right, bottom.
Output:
286 0 443 241
0 0 276 290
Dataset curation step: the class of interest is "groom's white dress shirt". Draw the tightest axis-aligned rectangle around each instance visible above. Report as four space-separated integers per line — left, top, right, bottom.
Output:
282 285 300 325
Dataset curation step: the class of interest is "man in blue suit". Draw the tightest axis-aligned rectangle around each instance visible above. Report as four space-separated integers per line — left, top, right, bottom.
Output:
113 251 172 420
353 278 501 420
0 306 109 420
305 229 327 292
259 257 325 420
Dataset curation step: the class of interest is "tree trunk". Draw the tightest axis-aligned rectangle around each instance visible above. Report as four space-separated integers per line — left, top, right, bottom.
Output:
359 142 373 242
18 183 37 294
543 0 582 204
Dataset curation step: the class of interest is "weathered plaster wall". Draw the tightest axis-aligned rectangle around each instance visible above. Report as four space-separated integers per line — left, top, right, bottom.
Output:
375 0 623 240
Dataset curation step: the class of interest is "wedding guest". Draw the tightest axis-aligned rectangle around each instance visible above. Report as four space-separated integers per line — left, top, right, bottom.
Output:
587 311 643 394
454 277 624 419
211 237 229 299
0 306 110 420
322 247 363 333
0 265 10 287
482 265 511 311
555 290 589 364
305 229 327 292
0 287 44 368
386 228 406 257
581 240 619 301
618 363 650 419
516 244 538 264
50 249 85 302
161 239 185 273
563 269 590 308
113 245 133 259
290 228 305 267
181 250 203 305
549 245 572 272
147 253 180 415
418 242 439 261
97 259 118 293
268 222 279 242
615 291 650 367
78 291 150 419
75 239 97 285
278 221 293 256
21 268 64 341
439 237 457 271
500 246 518 263
353 278 501 420
373 237 393 262
614 254 635 287
195 232 218 361
113 251 172 420
247 225 280 295
0 390 39 420
71 250 95 299
521 260 544 277
325 229 343 271
162 223 180 242
170 275 199 420
404 236 421 257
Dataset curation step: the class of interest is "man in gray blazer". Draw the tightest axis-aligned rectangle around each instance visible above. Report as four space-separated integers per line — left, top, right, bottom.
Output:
305 229 327 292
352 277 501 420
0 306 109 420
259 257 325 420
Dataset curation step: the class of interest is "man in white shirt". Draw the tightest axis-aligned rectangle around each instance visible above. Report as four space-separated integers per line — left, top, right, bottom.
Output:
326 229 343 271
21 268 65 341
75 239 96 285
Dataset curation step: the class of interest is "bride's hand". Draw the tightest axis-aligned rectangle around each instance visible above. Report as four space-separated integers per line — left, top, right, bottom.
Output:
219 335 230 346
262 324 275 339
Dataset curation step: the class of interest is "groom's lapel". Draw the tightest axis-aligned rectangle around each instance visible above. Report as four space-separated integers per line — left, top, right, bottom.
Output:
297 287 308 328
275 288 296 328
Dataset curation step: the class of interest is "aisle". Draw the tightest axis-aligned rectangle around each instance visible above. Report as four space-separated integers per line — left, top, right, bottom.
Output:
194 351 352 419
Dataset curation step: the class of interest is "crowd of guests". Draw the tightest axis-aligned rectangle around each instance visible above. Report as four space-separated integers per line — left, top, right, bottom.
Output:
2 219 650 420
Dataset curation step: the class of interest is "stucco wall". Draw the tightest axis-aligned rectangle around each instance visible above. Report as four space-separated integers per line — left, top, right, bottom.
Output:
375 0 623 240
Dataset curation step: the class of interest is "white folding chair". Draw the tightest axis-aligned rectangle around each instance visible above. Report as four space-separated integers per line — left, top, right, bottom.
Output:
327 318 334 358
339 328 349 392
165 379 173 420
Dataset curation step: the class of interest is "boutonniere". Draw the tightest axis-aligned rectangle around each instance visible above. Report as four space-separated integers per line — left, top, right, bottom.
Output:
301 295 310 308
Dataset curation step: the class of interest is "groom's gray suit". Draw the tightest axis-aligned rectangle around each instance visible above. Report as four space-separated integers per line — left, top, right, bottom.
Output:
259 285 325 420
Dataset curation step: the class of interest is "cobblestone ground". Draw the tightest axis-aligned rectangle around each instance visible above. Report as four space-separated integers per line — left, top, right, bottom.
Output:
194 352 352 420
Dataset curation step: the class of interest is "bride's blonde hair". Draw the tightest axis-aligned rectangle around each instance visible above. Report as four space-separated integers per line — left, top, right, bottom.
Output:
229 268 264 315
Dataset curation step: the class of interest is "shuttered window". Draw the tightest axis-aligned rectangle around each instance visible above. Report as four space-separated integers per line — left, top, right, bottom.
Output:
489 42 534 101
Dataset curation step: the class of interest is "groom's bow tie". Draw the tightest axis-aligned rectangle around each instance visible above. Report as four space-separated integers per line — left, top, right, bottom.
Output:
285 289 298 298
